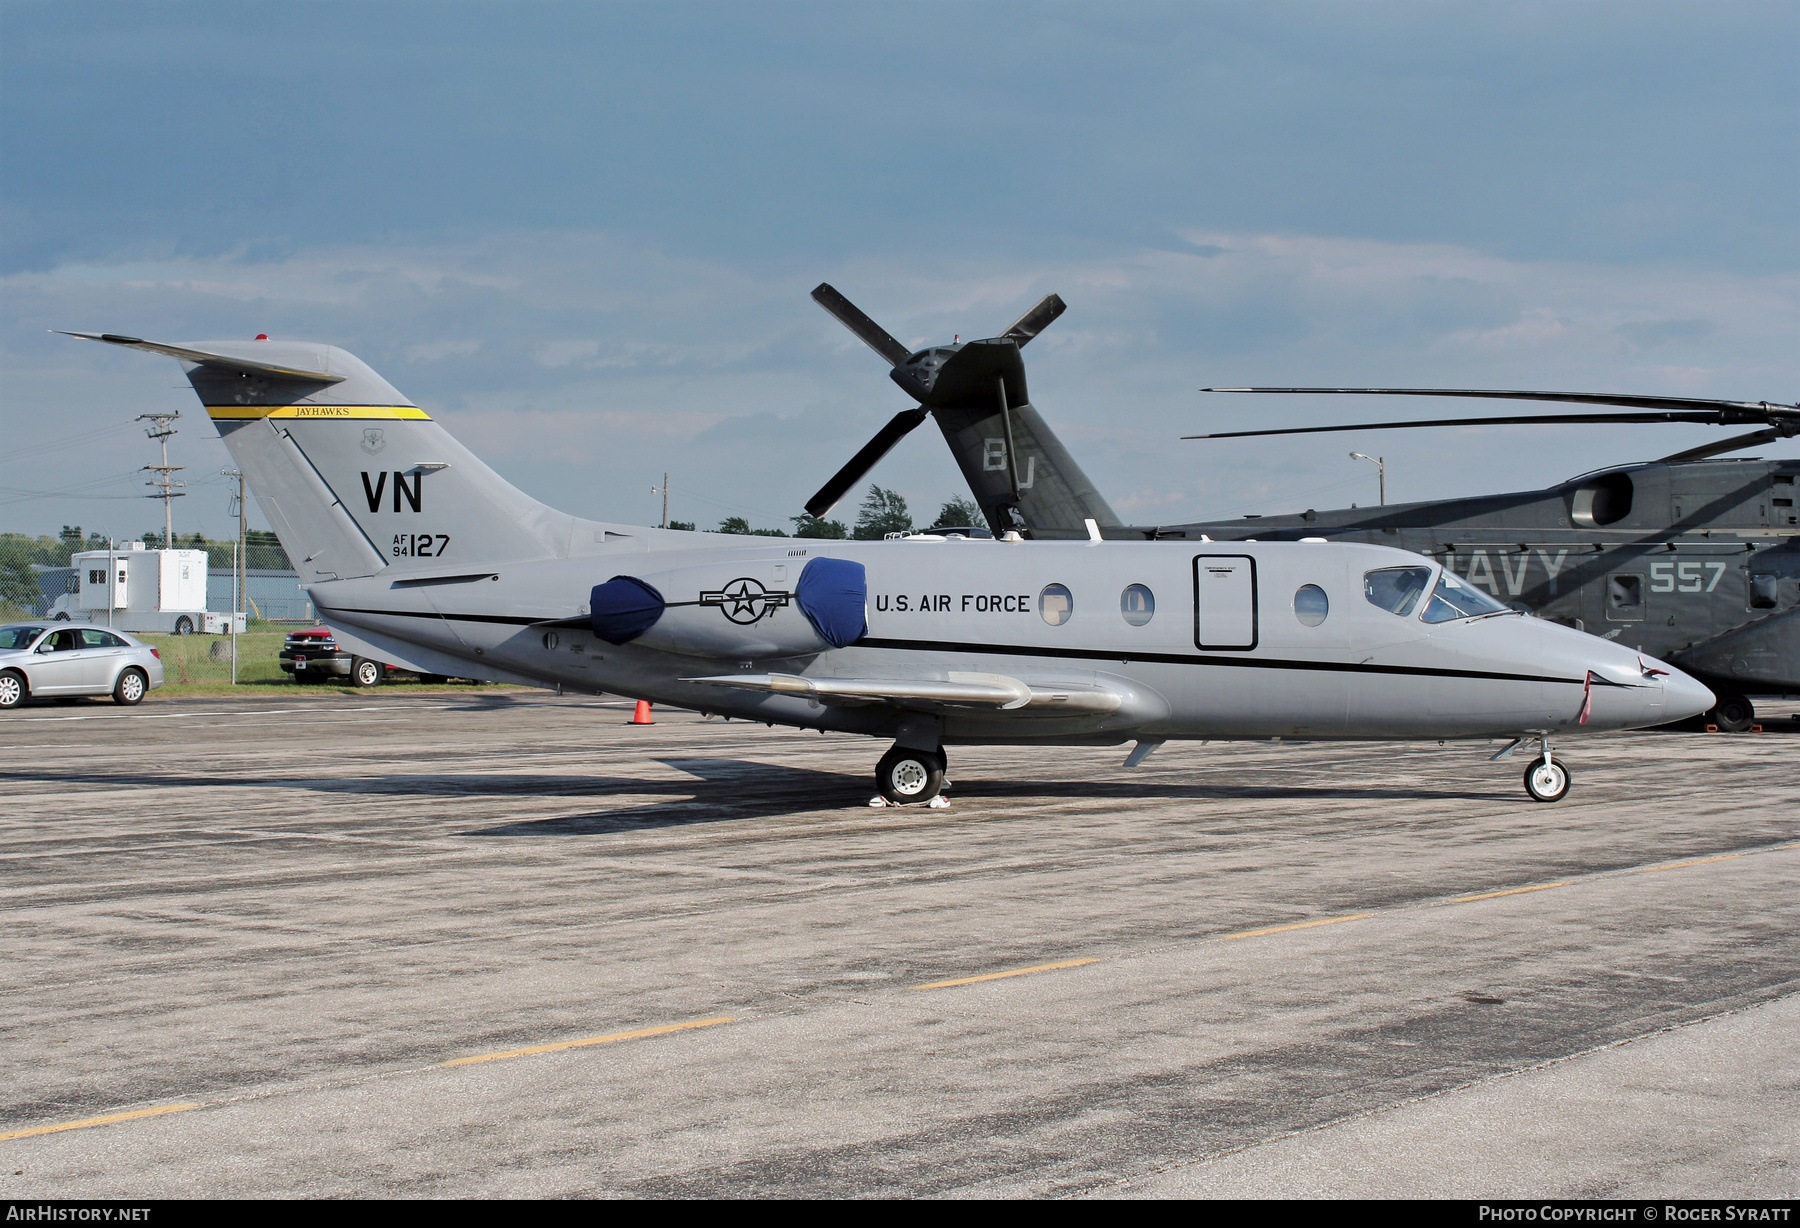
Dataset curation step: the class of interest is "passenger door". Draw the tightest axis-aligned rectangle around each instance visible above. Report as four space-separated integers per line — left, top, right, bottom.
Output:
1193 555 1258 651
28 628 90 694
78 628 129 690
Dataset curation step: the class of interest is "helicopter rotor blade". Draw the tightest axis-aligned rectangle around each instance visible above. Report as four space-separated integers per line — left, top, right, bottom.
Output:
804 408 931 518
1182 411 1743 441
1000 294 1066 348
1200 386 1799 417
812 284 912 368
1656 428 1792 464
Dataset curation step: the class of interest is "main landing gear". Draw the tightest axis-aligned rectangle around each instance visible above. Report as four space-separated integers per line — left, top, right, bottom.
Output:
872 744 950 807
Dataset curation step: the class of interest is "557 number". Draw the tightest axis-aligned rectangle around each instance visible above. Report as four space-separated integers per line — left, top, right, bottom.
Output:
393 534 449 558
1649 560 1726 593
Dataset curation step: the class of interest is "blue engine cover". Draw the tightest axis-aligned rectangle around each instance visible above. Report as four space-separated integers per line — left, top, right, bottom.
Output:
794 556 867 648
590 575 665 644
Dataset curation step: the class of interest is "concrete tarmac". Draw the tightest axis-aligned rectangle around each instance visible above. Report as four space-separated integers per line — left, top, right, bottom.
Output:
1 691 1796 1198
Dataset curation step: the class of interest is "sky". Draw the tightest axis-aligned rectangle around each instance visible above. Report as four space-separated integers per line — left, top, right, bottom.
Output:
3 0 1796 542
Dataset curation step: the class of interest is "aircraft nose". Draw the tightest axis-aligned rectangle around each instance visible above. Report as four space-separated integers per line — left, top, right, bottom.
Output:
1662 668 1716 724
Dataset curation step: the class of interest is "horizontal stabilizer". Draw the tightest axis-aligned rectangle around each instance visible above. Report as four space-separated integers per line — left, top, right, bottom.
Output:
684 671 1122 714
1000 294 1066 347
54 331 346 383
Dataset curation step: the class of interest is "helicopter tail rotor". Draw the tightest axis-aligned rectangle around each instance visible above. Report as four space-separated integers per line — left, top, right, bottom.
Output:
812 284 912 367
804 408 931 518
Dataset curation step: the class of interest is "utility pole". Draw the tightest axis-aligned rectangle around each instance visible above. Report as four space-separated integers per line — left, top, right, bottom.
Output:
223 468 246 683
652 472 669 529
1350 452 1386 506
139 412 185 545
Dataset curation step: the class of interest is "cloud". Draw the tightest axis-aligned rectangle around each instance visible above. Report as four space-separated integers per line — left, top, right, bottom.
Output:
4 227 1796 538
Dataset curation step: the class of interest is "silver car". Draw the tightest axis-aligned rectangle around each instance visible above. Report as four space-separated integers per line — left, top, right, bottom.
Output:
0 623 166 708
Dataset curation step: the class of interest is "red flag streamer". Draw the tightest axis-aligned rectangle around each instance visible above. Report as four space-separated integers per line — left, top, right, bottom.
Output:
1577 671 1597 725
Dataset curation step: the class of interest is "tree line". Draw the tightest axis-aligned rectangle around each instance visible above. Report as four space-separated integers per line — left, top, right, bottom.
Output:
0 526 292 571
677 487 985 540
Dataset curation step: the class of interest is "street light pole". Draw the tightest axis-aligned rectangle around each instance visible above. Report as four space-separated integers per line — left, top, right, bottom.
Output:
1349 452 1386 506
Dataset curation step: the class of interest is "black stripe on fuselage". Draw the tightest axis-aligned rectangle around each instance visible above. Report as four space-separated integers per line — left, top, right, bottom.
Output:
319 605 1595 687
857 637 1586 685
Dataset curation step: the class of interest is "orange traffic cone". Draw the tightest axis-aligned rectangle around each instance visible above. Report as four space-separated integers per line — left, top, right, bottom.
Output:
630 699 654 725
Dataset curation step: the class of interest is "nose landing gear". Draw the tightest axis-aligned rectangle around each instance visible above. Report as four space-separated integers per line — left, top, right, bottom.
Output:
1522 737 1571 803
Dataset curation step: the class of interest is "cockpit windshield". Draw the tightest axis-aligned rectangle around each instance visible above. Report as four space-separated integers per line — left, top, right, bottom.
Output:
1364 567 1433 617
1421 570 1513 623
0 625 47 651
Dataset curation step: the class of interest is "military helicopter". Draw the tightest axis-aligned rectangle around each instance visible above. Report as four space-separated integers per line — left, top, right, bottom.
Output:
807 289 1800 733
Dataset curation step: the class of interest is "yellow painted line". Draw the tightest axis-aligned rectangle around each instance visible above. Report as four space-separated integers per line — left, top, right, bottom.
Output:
0 1102 200 1142
1632 853 1744 875
440 1016 734 1068
1452 882 1569 904
1220 913 1372 941
913 958 1099 991
205 405 432 420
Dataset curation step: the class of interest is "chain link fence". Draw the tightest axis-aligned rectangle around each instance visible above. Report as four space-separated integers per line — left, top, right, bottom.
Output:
2 530 494 691
1 529 309 689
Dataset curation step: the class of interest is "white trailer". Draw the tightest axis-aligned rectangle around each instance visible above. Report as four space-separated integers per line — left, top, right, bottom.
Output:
57 543 245 635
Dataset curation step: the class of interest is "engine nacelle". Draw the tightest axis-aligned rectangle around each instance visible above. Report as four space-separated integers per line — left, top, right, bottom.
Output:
590 555 867 660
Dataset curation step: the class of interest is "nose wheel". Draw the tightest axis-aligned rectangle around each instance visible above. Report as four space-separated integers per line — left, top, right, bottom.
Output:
874 745 946 805
1522 742 1571 803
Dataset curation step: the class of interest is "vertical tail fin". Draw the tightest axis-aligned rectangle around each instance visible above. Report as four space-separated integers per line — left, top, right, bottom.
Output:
60 334 572 582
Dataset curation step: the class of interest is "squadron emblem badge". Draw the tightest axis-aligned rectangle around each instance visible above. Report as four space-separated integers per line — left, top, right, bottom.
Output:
361 428 387 455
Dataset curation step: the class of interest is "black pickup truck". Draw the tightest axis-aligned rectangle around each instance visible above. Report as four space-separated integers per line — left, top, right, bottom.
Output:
280 627 404 687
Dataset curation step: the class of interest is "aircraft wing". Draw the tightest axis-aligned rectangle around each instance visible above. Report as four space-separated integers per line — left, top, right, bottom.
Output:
53 331 346 383
684 671 1122 715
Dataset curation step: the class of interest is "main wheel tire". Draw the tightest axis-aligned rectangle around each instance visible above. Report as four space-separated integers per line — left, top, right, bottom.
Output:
113 668 147 706
0 670 24 709
876 746 944 805
1522 755 1570 803
351 657 383 687
173 615 194 636
53 611 70 621
1707 692 1755 733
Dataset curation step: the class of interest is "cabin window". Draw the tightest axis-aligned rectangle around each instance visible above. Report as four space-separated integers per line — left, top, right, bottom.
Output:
1120 584 1155 626
1293 584 1329 627
1421 570 1512 623
1606 573 1646 621
1751 574 1779 610
1038 583 1074 627
1364 566 1432 617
